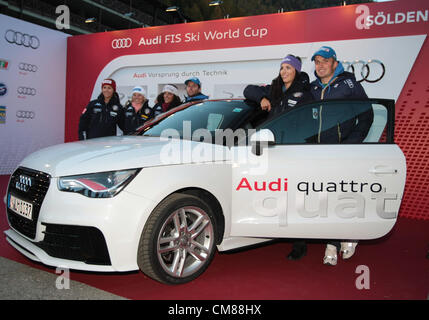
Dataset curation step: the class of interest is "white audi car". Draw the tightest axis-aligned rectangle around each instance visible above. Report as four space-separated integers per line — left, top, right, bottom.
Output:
4 98 406 284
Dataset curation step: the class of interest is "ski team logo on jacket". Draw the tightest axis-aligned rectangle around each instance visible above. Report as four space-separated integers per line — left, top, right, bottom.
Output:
312 108 319 120
345 79 355 88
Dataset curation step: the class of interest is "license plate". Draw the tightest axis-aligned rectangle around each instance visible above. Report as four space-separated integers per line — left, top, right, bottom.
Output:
8 194 33 220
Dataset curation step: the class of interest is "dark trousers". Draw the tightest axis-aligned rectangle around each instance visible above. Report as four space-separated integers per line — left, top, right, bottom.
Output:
292 240 307 250
292 240 341 252
327 240 341 252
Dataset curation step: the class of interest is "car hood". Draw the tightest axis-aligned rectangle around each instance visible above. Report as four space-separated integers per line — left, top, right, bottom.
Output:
19 136 231 177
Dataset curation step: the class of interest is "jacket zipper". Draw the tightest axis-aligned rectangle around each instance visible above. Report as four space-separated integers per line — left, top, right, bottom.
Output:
318 77 338 143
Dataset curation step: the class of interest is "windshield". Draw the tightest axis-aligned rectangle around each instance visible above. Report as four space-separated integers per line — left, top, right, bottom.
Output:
140 100 255 142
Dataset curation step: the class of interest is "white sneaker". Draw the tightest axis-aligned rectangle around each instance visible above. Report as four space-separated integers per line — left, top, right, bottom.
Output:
341 241 358 260
323 244 338 266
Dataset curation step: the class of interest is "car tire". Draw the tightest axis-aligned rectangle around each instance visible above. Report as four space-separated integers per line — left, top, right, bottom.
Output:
137 193 217 284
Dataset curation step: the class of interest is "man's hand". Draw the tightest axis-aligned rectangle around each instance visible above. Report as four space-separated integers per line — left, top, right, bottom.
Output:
260 97 271 112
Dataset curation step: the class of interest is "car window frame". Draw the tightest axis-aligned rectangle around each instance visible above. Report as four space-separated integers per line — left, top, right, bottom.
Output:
253 98 395 145
135 99 261 143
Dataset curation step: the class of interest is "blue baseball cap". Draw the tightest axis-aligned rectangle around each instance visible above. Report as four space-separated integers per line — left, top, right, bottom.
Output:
185 77 201 87
311 46 337 61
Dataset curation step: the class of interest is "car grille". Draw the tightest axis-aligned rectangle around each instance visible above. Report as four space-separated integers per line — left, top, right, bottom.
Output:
6 167 51 239
36 223 111 265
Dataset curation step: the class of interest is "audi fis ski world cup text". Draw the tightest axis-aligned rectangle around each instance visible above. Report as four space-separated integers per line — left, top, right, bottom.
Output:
111 26 269 49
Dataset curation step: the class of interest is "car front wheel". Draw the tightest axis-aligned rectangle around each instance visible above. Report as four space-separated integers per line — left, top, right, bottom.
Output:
137 193 217 284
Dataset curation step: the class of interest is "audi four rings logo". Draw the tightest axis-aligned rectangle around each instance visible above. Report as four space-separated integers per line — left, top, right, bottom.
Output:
19 63 38 72
19 175 33 187
112 38 132 49
342 60 385 83
5 30 40 49
16 175 33 192
17 87 36 96
16 110 35 119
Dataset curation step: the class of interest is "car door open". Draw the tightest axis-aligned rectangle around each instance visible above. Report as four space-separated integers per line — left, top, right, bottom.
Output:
230 99 406 240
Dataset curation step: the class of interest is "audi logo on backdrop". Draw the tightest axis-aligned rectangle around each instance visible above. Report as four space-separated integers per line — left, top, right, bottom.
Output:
342 60 385 83
17 87 36 96
16 110 35 119
4 30 40 49
112 38 132 49
19 63 38 72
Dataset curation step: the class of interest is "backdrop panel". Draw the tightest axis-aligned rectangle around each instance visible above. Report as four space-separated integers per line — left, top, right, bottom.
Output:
0 14 69 174
64 0 427 220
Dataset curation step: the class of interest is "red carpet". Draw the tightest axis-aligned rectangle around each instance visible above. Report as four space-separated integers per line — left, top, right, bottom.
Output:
1 175 428 300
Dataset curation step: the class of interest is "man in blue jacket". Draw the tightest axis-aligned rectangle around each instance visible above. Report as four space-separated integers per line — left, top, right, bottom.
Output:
310 46 373 143
311 46 368 100
184 77 209 102
290 46 373 265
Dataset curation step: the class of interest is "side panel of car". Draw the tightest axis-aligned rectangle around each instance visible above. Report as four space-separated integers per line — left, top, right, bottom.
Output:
230 99 406 240
125 162 233 250
230 144 406 239
35 178 158 271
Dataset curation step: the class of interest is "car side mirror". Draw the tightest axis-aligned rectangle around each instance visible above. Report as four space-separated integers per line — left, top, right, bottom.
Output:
250 129 275 156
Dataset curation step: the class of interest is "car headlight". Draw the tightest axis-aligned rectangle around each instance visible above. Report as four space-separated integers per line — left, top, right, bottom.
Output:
58 169 141 198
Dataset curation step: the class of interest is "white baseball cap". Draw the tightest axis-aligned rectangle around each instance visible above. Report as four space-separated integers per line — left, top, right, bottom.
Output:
131 86 146 97
162 84 178 96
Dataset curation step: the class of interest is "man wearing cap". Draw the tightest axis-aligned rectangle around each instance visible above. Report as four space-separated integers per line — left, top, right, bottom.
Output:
121 86 154 134
153 84 183 117
78 78 124 140
311 46 373 143
310 46 373 266
184 77 209 102
311 46 368 100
